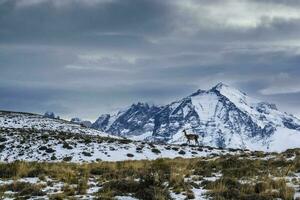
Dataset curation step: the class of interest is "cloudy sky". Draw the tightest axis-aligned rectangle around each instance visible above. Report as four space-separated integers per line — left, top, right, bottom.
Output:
1 0 300 120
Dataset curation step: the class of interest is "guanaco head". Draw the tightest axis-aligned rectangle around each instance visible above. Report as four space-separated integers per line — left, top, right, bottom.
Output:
183 129 187 136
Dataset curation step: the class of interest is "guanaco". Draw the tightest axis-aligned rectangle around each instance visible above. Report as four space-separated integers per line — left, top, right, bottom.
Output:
183 129 199 145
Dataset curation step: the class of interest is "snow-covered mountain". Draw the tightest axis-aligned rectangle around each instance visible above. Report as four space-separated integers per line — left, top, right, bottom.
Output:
71 117 92 128
92 83 300 151
92 103 162 140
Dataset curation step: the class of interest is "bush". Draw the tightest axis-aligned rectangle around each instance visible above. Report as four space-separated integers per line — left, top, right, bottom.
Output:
82 151 92 157
63 156 73 162
51 154 57 160
62 184 75 196
127 153 134 158
0 137 7 142
62 142 73 149
45 148 55 153
178 150 186 155
151 148 161 154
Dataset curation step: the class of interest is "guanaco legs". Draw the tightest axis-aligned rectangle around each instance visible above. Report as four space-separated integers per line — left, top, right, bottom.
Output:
183 129 199 145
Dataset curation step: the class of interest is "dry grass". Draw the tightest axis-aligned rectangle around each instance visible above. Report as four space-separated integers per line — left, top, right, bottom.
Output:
0 148 298 199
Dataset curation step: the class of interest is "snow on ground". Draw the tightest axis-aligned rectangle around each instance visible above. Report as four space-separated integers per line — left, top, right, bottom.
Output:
192 187 209 200
115 196 139 200
288 172 300 199
0 126 243 162
170 192 186 199
0 111 117 138
129 131 153 141
0 110 248 162
171 173 220 200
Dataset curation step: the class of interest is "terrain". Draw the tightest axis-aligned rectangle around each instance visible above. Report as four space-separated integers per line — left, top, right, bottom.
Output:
0 85 300 199
92 83 300 151
0 149 299 200
0 110 243 162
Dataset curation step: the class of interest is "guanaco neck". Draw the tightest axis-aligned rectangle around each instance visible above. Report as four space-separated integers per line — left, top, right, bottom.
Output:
183 130 188 137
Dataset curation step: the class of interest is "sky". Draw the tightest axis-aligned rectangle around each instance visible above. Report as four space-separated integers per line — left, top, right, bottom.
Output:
1 0 300 120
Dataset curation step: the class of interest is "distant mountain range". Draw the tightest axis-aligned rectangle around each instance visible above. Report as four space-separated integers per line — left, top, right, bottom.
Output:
91 83 300 151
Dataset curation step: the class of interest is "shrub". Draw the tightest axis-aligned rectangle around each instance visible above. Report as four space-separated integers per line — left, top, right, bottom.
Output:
127 153 134 158
62 184 75 196
0 144 5 152
0 137 7 142
82 151 92 157
178 150 186 155
51 154 57 160
151 148 161 154
45 148 55 153
39 146 47 151
63 156 73 162
62 142 73 149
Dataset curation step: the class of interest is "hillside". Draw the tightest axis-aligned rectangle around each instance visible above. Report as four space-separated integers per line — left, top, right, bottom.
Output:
0 110 245 162
0 111 112 137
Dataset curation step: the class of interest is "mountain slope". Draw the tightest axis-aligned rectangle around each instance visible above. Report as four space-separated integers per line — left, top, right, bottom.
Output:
92 103 162 140
0 110 112 137
0 110 242 162
93 83 300 151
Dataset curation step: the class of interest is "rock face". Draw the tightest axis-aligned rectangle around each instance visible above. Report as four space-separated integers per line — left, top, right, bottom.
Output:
92 83 300 151
92 103 162 139
43 111 59 119
71 117 92 128
91 114 111 131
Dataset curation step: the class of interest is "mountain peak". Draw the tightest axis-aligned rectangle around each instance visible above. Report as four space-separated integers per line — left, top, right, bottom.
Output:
211 82 238 94
209 83 250 102
130 102 161 109
191 83 240 98
191 83 232 96
190 89 205 96
135 102 148 106
212 82 229 90
131 102 150 109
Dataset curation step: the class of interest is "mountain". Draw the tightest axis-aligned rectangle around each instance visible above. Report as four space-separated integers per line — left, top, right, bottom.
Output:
92 103 162 140
71 117 92 128
43 111 58 119
92 83 300 151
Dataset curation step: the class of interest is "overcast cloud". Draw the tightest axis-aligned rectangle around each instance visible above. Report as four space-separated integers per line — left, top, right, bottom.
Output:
1 0 300 120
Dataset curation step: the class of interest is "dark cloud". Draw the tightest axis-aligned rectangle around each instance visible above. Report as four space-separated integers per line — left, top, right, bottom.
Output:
0 0 300 119
0 0 173 47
